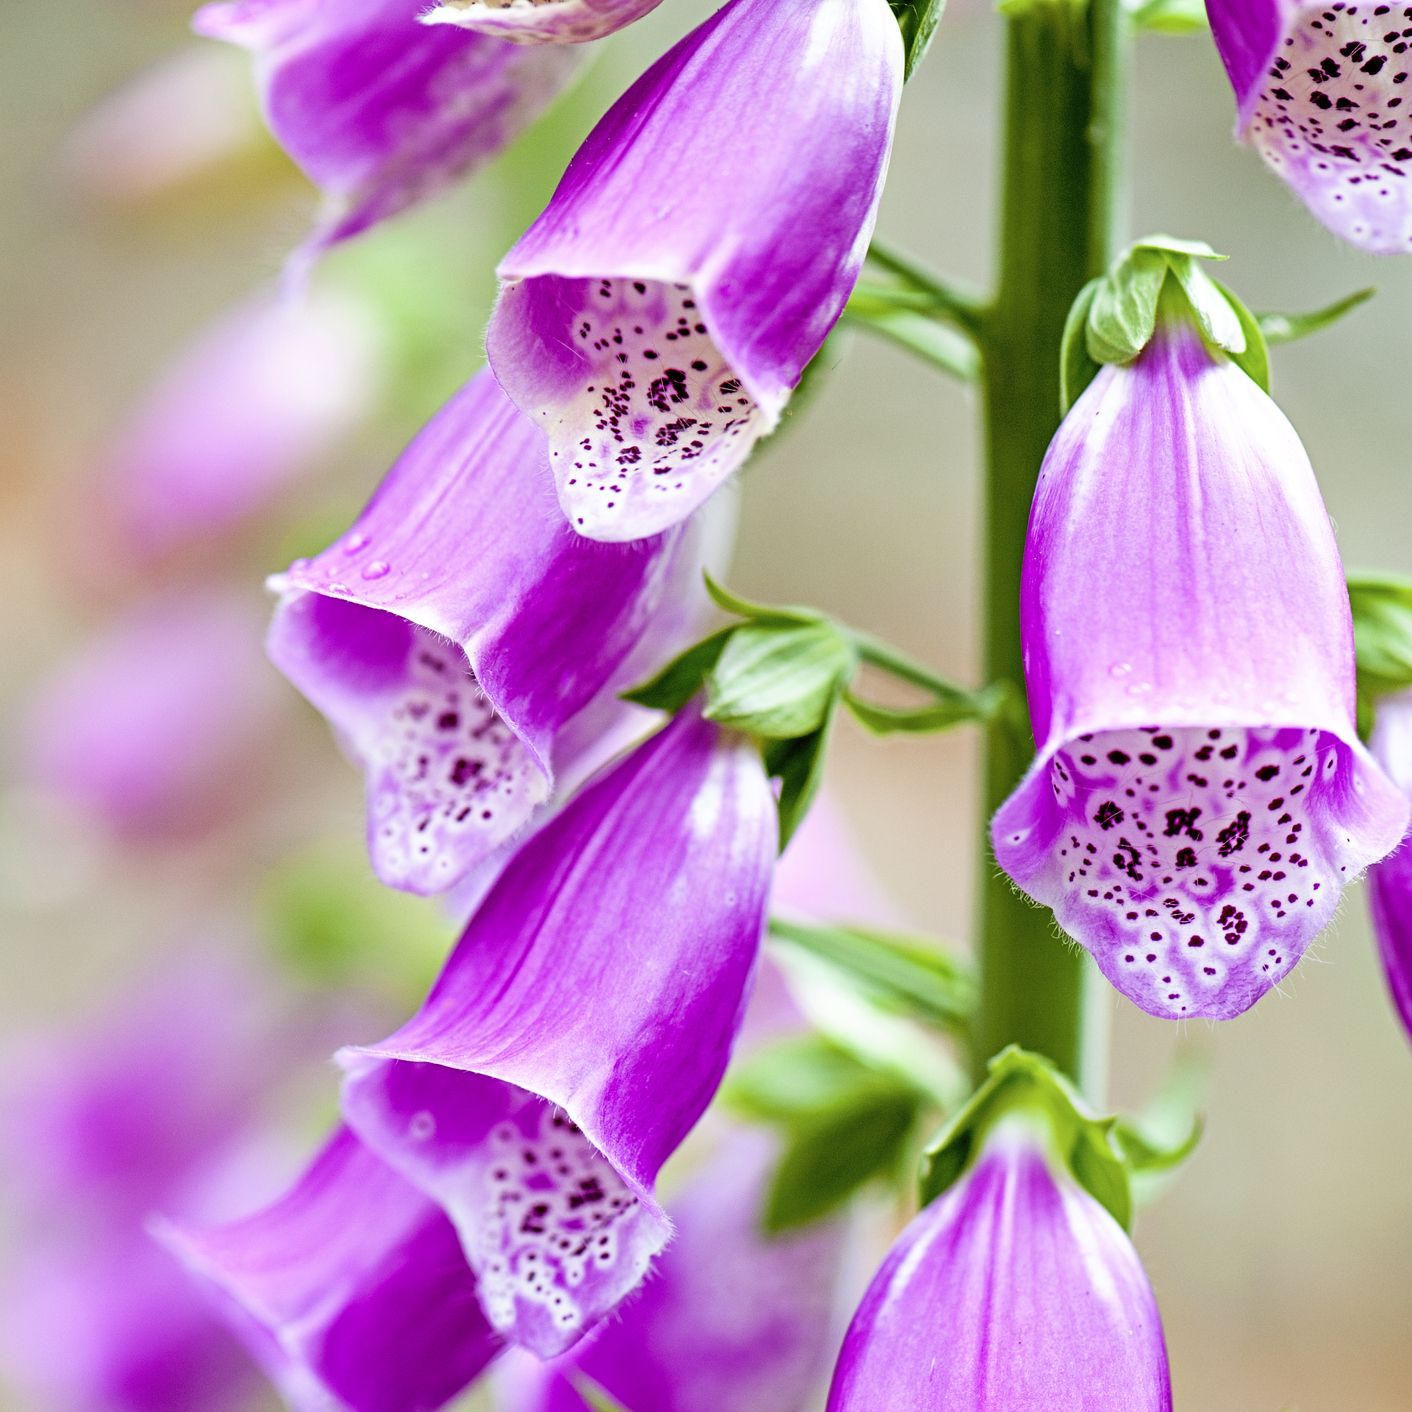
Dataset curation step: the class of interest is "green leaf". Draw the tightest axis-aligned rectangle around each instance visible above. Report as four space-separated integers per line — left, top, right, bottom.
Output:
703 572 823 627
620 628 733 713
570 1375 634 1412
1060 277 1103 414
763 715 834 849
1258 287 1375 345
919 1046 1133 1229
1112 1114 1203 1176
724 1034 881 1123
888 0 947 81
1212 278 1271 393
705 622 856 739
768 919 974 1034
1086 245 1168 364
843 305 981 382
1349 573 1412 707
842 680 1008 735
1129 0 1208 32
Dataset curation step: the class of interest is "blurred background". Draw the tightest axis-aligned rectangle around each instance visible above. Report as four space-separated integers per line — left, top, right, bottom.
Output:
3 1 1410 1408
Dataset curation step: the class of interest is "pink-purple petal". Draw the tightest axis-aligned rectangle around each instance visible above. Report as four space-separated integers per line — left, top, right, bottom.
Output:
423 0 665 46
1369 689 1412 1040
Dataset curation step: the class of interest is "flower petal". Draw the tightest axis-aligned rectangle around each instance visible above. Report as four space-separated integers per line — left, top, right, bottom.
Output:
1369 689 1412 1040
488 0 902 540
423 0 665 46
992 322 1408 1019
339 709 777 1356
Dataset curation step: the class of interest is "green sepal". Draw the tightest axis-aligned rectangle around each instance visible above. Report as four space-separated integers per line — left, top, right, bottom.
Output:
768 918 974 1036
1129 0 1208 33
1085 244 1169 364
1212 278 1271 393
918 1046 1132 1229
842 679 1009 735
1060 277 1103 413
619 627 733 713
703 572 823 627
571 1375 634 1412
1349 573 1412 729
764 711 835 849
724 1033 926 1232
705 621 857 739
888 0 947 81
1112 1114 1203 1177
1259 287 1374 346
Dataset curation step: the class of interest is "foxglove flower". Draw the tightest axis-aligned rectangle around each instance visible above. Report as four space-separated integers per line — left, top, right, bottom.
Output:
194 0 581 262
1369 689 1412 1038
102 292 381 564
156 1127 500 1412
827 1120 1171 1411
339 708 777 1357
498 1132 846 1412
1207 0 1412 251
22 591 279 838
266 369 700 896
488 0 902 541
424 0 664 46
992 313 1407 1020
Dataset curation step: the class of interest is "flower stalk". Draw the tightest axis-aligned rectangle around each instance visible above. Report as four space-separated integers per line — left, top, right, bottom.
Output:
973 0 1129 1095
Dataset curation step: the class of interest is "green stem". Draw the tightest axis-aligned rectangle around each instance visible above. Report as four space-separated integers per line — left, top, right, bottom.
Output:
971 0 1128 1097
865 237 988 337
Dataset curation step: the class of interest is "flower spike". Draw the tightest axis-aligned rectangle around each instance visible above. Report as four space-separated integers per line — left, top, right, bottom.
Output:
1207 0 1412 251
194 0 581 264
267 369 700 896
488 0 902 541
423 0 665 47
339 708 777 1357
993 278 1407 1020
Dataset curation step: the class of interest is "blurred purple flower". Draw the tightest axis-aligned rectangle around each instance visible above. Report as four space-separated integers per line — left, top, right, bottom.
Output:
422 0 665 46
992 315 1406 1020
157 1127 501 1412
21 589 280 839
487 0 901 541
194 0 582 263
1369 688 1412 1040
267 368 705 897
826 1121 1172 1412
498 1131 846 1412
102 290 382 566
1207 0 1412 251
339 708 777 1357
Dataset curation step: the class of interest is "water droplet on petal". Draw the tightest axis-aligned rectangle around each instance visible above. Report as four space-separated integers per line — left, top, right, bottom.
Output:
345 532 368 553
362 560 390 580
1109 662 1132 678
327 581 351 596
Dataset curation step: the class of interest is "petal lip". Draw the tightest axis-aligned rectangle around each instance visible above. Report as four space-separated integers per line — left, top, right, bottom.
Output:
993 324 1409 1020
1369 691 1412 1041
488 0 901 540
337 709 778 1354
422 0 666 46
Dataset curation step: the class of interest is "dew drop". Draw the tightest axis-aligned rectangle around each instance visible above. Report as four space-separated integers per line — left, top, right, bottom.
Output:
362 560 391 581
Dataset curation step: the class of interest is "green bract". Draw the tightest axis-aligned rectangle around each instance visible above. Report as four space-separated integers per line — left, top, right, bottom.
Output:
1349 573 1412 731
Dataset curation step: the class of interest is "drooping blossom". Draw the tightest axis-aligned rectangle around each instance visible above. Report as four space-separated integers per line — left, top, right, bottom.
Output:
194 0 582 264
21 590 280 839
496 1131 846 1412
423 0 664 46
992 306 1407 1020
266 368 705 896
488 0 902 541
826 1118 1172 1411
156 1127 501 1412
0 953 293 1412
1207 0 1412 252
99 291 381 566
1369 688 1412 1039
338 708 777 1357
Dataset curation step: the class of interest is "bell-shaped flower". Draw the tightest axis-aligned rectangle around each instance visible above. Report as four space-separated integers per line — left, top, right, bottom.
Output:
496 1131 847 1412
423 0 664 47
1369 688 1412 1039
1207 0 1412 252
826 1118 1172 1411
992 305 1407 1020
194 0 581 263
21 590 280 839
487 0 902 542
338 707 777 1358
155 1127 501 1412
266 368 703 896
99 291 381 567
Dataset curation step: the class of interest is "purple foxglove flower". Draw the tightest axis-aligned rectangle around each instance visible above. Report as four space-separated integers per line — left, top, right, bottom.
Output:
21 590 279 838
497 1131 846 1412
193 0 581 263
156 1127 501 1412
827 1121 1172 1412
1206 0 1412 252
100 292 381 565
1369 689 1412 1038
423 0 664 46
487 0 902 542
991 316 1407 1021
266 368 702 896
339 707 777 1357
